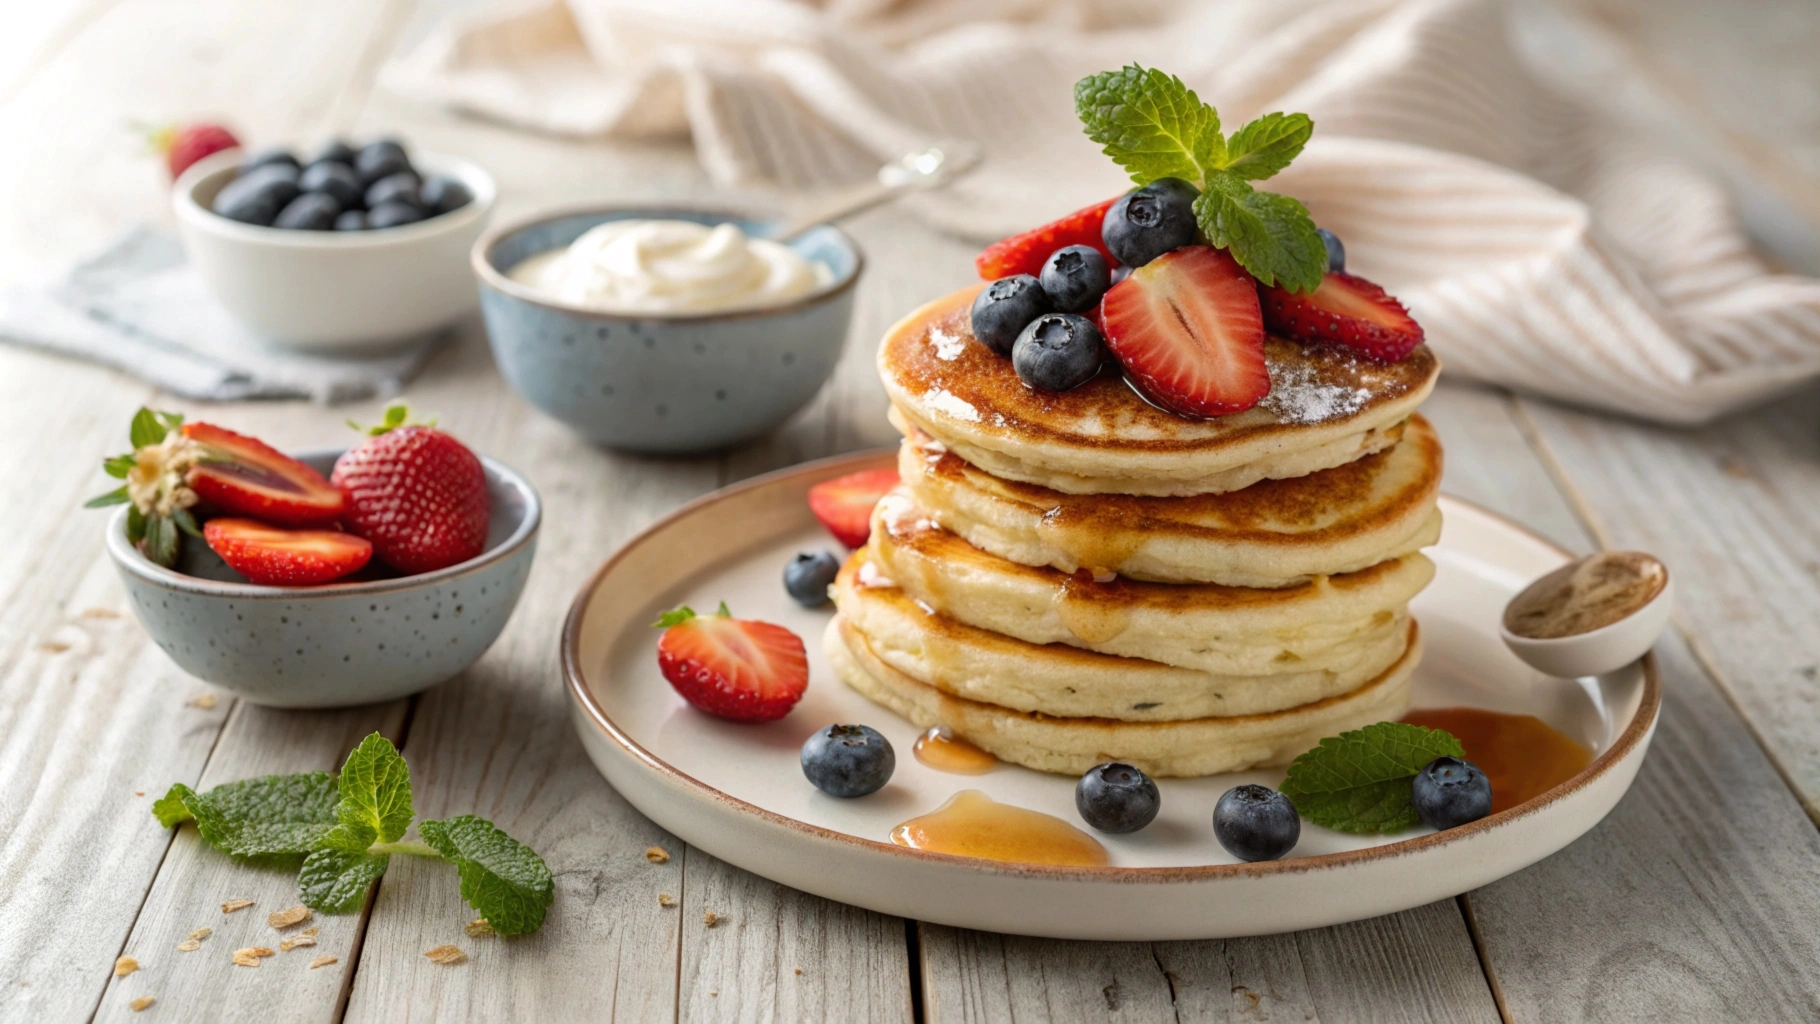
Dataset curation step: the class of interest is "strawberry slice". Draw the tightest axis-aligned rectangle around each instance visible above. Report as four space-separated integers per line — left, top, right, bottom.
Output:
1260 272 1425 362
976 197 1118 280
1098 246 1270 418
182 422 347 526
654 604 808 722
202 518 372 586
807 468 898 548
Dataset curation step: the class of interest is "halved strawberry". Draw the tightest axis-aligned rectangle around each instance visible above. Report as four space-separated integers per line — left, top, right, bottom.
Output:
808 469 898 548
1260 272 1425 362
202 518 372 586
183 422 347 526
1098 246 1270 418
654 604 807 722
975 197 1118 280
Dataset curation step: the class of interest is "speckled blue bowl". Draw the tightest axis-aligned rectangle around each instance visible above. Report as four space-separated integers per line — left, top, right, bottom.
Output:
473 207 862 454
104 449 539 708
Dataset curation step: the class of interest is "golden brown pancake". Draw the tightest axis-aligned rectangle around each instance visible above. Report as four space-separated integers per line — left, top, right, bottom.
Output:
879 285 1441 496
898 414 1443 586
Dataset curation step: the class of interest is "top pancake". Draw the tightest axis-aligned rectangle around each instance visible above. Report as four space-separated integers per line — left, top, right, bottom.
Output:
879 285 1440 496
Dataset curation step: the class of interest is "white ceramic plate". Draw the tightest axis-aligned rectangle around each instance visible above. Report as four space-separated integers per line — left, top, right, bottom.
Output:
564 451 1659 940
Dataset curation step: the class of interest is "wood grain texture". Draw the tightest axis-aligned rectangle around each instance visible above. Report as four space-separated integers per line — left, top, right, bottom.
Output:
92 702 407 1024
678 849 914 1024
920 899 1499 1024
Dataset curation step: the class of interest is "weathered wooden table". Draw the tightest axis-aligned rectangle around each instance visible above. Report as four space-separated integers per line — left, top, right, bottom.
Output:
6 2 1820 1021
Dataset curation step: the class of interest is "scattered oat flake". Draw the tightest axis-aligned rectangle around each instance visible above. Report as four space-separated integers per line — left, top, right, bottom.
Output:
176 940 200 953
232 952 262 968
657 892 676 907
134 791 144 797
424 945 467 966
309 955 338 970
301 927 318 938
221 899 254 913
189 927 212 941
187 693 218 710
129 996 155 1012
114 956 139 976
644 846 669 864
795 968 803 975
268 905 311 929
37 640 71 653
278 935 316 952
703 911 720 928
81 607 120 619
465 919 494 937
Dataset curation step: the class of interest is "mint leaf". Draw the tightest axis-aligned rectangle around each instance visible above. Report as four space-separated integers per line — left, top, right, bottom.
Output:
300 848 388 913
1280 722 1466 834
1193 174 1326 292
321 733 412 853
152 773 339 857
1075 64 1223 185
1223 112 1312 180
419 816 554 935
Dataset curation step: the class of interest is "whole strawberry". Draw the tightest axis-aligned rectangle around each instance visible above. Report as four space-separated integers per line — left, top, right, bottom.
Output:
151 121 240 180
331 404 490 575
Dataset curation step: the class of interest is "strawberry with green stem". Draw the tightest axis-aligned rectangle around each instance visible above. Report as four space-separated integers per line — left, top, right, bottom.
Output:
331 403 490 575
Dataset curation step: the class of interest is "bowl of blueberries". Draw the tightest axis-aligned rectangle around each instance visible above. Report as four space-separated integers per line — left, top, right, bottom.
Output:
173 137 495 351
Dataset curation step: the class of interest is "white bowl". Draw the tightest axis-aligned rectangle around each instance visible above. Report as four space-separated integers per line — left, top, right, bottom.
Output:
172 148 496 351
1500 562 1674 678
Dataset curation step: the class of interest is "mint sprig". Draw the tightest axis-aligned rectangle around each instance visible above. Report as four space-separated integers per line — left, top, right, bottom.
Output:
1074 64 1326 292
1279 722 1466 834
153 733 555 931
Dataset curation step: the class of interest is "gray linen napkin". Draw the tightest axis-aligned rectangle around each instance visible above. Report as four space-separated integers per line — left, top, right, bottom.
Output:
0 227 446 404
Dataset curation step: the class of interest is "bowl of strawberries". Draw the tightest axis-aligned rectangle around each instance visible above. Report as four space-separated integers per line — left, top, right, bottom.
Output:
90 405 539 708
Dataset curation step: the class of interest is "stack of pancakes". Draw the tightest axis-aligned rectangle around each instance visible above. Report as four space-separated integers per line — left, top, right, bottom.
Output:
827 287 1444 777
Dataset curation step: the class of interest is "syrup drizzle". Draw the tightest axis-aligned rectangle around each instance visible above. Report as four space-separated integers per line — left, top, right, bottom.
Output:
891 790 1108 866
1402 707 1593 814
912 726 998 774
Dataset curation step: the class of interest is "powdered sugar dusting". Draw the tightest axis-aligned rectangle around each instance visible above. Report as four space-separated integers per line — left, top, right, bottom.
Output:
1260 360 1372 424
926 388 982 422
929 327 966 361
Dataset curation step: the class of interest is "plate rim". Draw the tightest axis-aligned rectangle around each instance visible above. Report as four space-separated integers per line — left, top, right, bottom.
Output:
562 447 1661 882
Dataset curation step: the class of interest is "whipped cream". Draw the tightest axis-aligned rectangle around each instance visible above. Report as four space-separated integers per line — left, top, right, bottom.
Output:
507 219 831 314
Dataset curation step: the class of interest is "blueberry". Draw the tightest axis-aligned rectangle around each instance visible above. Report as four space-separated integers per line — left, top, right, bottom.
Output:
354 141 412 187
311 139 358 167
1012 313 1104 392
1411 756 1493 830
801 724 895 797
365 201 424 230
1318 227 1345 273
237 147 299 177
1110 265 1131 286
211 165 302 226
1039 245 1111 313
334 210 368 231
969 274 1050 356
1075 761 1160 833
364 171 422 211
784 550 840 608
298 161 363 208
1101 177 1200 268
1213 784 1300 862
419 176 472 216
273 192 340 230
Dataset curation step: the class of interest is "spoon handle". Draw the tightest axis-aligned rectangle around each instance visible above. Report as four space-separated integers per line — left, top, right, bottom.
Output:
769 140 980 241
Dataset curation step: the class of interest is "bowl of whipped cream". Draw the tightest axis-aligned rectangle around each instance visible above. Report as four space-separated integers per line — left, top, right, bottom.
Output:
473 208 861 453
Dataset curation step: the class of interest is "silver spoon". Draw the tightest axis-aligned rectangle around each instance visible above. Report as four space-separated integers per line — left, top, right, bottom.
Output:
766 140 982 241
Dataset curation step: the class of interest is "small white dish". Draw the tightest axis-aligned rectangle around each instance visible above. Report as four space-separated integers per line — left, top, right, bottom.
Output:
1500 556 1674 678
172 148 495 351
562 452 1661 940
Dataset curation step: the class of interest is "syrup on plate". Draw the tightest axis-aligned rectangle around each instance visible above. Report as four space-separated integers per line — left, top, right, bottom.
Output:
1402 707 1593 815
891 790 1108 866
913 726 998 774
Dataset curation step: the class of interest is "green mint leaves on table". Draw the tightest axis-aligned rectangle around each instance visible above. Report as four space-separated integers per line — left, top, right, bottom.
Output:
1074 64 1326 292
154 733 554 934
1279 721 1467 834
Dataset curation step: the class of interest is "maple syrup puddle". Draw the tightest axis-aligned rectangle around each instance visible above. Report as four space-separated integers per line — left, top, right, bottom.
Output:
912 726 998 774
890 790 1108 866
1402 707 1593 814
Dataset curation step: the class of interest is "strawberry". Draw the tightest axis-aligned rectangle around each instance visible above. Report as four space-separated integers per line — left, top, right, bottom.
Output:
653 604 807 722
975 197 1119 280
85 408 344 568
1098 246 1271 418
331 404 489 575
203 518 372 586
807 469 898 548
151 122 240 180
1260 272 1426 362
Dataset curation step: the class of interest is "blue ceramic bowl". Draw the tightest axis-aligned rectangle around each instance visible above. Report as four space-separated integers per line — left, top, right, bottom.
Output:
104 449 540 708
472 207 862 454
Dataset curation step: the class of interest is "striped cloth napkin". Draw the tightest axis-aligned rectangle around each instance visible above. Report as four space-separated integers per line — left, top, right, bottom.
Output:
384 0 1820 423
